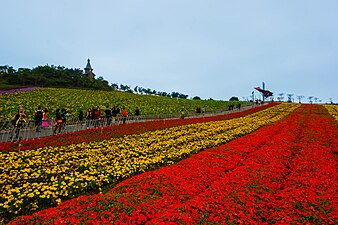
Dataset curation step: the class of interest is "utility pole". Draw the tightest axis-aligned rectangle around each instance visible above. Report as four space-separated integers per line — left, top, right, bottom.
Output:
262 82 265 102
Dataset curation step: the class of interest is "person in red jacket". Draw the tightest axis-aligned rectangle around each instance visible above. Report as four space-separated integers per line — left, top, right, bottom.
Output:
122 107 128 124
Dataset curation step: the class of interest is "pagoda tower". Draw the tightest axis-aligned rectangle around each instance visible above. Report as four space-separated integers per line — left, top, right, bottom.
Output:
84 58 96 79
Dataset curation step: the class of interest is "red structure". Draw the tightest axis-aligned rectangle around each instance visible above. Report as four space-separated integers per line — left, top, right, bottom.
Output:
255 87 273 98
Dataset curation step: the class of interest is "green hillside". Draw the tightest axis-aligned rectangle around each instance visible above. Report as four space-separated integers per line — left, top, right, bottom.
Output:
1 87 245 120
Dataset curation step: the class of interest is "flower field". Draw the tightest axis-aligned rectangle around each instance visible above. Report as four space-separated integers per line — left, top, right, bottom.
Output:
2 103 337 224
0 87 242 120
0 103 297 223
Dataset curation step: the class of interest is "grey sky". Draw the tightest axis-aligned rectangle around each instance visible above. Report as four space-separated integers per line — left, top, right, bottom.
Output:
1 0 337 102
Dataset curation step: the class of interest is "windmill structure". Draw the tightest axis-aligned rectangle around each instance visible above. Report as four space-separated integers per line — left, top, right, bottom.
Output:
254 82 273 102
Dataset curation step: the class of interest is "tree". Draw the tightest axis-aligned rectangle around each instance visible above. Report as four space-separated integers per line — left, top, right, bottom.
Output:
171 92 179 98
1 64 113 90
329 98 333 104
138 86 144 94
134 86 139 93
144 88 152 95
229 96 239 101
111 83 119 90
287 94 293 102
119 84 130 92
161 92 169 97
178 93 188 99
308 96 314 104
278 93 284 102
0 65 16 79
296 95 304 103
192 96 201 100
314 97 318 103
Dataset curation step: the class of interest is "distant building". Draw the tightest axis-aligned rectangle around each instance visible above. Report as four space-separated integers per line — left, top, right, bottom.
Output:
84 58 96 79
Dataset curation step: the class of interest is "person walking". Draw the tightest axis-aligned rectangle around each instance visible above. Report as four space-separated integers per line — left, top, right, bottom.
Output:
42 108 49 127
104 105 112 126
180 111 185 119
202 106 206 115
85 108 92 128
14 113 26 139
237 102 241 110
9 107 26 140
134 107 140 120
10 113 20 140
111 106 117 124
54 109 63 135
122 107 128 124
61 109 68 130
34 106 43 132
116 105 121 115
78 109 84 125
93 106 101 128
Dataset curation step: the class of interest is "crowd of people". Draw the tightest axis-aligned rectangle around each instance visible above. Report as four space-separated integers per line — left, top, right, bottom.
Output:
5 102 244 140
9 106 51 139
8 102 245 140
8 102 245 136
81 105 140 129
8 105 142 138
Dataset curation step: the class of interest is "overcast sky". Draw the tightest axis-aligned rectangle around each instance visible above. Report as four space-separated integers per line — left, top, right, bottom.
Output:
1 0 337 102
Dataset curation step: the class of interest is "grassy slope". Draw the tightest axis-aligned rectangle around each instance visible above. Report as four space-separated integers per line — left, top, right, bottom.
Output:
1 87 246 120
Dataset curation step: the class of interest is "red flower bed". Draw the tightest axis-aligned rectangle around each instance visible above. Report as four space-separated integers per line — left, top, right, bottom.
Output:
0 103 276 152
10 104 337 224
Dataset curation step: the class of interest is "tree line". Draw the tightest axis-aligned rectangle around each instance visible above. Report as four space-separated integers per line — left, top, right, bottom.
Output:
112 84 188 99
0 65 191 99
0 65 110 90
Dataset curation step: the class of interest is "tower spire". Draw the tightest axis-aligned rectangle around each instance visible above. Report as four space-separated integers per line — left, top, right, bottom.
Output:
84 58 95 79
85 58 92 71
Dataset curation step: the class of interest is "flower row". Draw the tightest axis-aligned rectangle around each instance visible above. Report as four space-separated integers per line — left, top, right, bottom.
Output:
0 87 41 95
324 104 338 121
9 104 337 224
0 103 275 152
156 104 337 224
0 103 298 222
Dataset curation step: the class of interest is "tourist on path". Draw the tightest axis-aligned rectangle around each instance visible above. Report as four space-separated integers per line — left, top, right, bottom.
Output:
111 106 117 124
34 106 43 132
104 105 112 126
122 107 128 124
54 109 63 135
42 108 49 127
134 107 140 120
85 108 92 128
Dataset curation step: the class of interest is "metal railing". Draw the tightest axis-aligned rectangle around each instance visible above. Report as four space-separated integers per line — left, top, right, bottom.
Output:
0 103 260 143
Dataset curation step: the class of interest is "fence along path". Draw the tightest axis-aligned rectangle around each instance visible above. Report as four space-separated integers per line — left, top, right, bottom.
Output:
0 104 260 143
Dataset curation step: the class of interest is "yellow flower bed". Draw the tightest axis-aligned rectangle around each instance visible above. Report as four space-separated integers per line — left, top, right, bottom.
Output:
0 103 299 218
323 104 338 122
